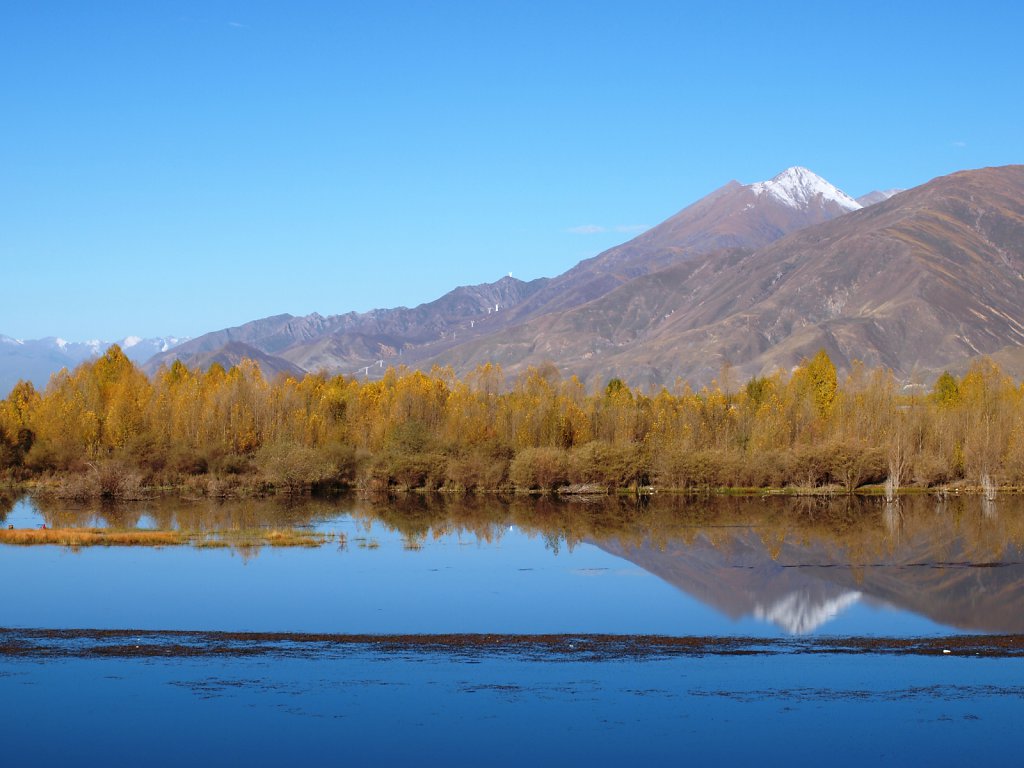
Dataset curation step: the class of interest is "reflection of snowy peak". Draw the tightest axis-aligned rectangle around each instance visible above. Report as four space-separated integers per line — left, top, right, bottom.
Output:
596 507 1024 636
594 533 862 636
748 166 862 212
753 590 862 635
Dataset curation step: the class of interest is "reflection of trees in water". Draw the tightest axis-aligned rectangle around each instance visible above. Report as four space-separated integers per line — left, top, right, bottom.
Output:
0 490 16 524
882 500 903 544
21 491 1024 565
982 495 998 519
30 494 346 533
347 492 1024 568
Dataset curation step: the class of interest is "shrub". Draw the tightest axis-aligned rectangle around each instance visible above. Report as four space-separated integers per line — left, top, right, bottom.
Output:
789 445 832 488
823 442 887 493
368 451 448 491
651 448 725 491
911 451 954 487
255 444 335 492
735 451 790 488
509 447 571 491
445 453 510 492
569 441 646 490
49 461 146 500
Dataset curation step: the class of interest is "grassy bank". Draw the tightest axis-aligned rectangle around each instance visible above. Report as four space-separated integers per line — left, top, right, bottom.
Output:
0 526 337 549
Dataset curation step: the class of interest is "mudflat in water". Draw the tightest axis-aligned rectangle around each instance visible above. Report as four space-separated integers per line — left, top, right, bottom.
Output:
5 628 1024 658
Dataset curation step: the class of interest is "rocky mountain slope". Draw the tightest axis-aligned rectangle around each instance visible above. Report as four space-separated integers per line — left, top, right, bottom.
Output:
143 275 549 376
426 165 1024 386
144 166 864 381
486 166 864 325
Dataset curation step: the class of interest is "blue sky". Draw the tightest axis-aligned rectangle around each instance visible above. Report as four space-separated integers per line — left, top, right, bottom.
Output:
2 1 1022 340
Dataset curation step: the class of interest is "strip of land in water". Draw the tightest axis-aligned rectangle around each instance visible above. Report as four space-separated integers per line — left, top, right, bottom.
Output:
0 527 335 548
2 628 1023 659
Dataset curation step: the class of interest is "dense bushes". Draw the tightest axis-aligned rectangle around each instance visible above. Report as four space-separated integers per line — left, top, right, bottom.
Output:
445 446 511 492
509 447 571 491
3 346 1024 496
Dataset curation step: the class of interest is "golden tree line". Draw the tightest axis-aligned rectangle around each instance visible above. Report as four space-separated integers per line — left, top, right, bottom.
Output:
1 345 1022 495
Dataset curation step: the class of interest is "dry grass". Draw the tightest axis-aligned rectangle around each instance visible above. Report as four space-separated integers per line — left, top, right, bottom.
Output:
0 528 180 547
0 527 336 549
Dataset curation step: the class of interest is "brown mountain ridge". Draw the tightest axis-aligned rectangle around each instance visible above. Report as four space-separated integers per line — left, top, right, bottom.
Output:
146 164 1024 388
425 165 1024 386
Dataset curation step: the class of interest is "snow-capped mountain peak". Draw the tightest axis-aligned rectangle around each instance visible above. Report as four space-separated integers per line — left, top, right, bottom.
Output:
749 166 862 212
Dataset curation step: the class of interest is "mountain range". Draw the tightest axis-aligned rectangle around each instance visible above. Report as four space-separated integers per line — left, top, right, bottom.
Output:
450 164 1023 387
0 336 184 395
6 163 1023 391
137 165 901 383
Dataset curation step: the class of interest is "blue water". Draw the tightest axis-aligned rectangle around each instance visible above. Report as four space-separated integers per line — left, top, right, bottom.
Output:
0 509 957 637
2 650 1020 767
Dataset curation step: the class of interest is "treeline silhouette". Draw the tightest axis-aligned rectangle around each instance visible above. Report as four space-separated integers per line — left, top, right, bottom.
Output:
0 345 1021 497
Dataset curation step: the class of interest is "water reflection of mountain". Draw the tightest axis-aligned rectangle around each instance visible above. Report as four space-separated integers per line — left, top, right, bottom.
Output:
597 534 864 634
597 513 1024 635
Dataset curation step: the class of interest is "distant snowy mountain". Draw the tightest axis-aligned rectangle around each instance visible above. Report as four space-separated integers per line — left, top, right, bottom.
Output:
856 188 903 206
115 336 186 363
0 335 185 395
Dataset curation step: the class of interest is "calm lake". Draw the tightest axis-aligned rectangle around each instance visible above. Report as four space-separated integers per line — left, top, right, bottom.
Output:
2 491 1023 765
2 492 1023 636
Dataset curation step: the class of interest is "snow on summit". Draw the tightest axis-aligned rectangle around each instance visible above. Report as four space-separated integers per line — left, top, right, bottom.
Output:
749 166 862 212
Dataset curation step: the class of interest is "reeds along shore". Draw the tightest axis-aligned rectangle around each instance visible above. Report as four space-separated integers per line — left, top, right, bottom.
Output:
0 345 1021 497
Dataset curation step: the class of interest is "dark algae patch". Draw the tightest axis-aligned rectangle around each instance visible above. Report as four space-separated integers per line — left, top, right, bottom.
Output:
3 628 1023 660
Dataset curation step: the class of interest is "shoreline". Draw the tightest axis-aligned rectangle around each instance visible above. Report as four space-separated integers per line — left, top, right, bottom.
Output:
2 476 1016 501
